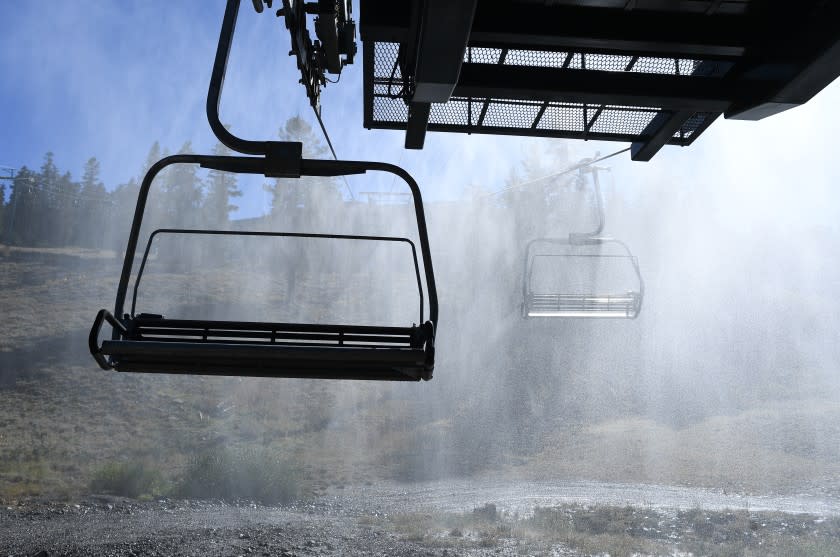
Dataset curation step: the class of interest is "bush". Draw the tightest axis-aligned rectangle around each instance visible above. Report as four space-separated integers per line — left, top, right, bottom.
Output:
174 448 303 505
89 461 166 499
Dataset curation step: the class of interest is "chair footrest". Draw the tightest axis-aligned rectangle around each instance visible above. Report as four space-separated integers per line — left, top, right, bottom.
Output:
102 340 429 380
90 313 434 380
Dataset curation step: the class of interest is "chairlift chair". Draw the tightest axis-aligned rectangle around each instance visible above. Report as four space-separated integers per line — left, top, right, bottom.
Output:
522 235 643 318
89 0 438 380
521 166 643 319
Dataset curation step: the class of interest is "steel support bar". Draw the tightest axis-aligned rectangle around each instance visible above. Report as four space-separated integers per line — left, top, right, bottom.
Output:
362 0 749 57
412 0 477 103
454 63 737 111
405 102 431 149
630 110 696 161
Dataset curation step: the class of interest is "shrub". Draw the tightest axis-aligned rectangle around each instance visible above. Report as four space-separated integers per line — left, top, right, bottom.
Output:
89 461 166 498
174 447 303 505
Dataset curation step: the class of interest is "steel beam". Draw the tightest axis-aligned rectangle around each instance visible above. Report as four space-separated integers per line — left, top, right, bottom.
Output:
453 63 739 111
630 110 695 161
405 102 431 149
362 0 750 58
412 0 477 103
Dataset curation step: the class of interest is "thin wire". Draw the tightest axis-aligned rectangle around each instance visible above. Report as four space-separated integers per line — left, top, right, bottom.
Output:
11 181 115 204
312 106 356 201
485 146 630 198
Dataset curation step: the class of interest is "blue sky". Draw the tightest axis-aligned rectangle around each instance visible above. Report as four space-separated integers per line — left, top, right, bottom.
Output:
2 1 839 223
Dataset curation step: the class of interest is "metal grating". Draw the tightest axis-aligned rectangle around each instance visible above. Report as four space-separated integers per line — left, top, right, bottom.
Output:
675 111 716 139
368 41 719 146
504 49 572 68
482 99 544 128
465 46 710 77
463 46 504 64
536 103 585 132
589 105 659 136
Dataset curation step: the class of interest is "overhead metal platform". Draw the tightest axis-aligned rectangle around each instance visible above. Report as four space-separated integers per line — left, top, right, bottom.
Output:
360 0 840 160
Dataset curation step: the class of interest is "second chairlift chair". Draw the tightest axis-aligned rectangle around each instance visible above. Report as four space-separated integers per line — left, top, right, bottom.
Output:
522 165 643 319
89 0 438 381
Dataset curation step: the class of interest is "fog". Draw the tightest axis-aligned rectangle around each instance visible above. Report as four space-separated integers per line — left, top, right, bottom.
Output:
3 3 840 554
77 121 837 494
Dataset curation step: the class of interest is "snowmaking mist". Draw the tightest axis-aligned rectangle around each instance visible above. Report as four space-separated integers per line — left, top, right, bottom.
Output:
2 129 840 516
82 131 840 493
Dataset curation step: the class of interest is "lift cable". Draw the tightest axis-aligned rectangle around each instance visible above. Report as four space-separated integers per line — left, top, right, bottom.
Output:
486 146 631 198
311 106 356 201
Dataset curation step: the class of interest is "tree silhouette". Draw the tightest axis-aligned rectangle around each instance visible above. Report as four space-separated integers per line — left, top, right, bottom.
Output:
77 157 109 248
204 141 242 228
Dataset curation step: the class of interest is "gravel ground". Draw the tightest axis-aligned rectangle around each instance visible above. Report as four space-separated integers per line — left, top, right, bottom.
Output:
0 497 449 557
3 479 840 557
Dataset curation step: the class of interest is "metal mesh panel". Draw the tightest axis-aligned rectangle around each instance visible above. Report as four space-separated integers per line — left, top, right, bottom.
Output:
483 99 544 128
631 56 702 75
374 41 402 79
675 111 715 139
582 53 634 72
372 96 408 123
504 49 571 68
590 106 659 136
464 46 709 77
429 99 472 126
464 46 503 64
536 103 586 132
367 41 719 146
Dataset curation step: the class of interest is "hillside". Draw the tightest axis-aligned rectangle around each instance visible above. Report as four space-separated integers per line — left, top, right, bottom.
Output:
2 245 840 503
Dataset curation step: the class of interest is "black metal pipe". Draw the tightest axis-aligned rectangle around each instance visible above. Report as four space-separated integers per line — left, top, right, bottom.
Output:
207 0 268 155
115 155 438 330
131 228 425 325
114 154 204 323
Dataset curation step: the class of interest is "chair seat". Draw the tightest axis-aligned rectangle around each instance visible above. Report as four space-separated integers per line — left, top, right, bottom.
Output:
91 312 434 381
103 339 429 380
526 293 641 318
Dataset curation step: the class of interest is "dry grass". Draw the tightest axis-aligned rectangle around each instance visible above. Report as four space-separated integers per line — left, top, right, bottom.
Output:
519 402 840 495
3 247 840 503
386 504 840 557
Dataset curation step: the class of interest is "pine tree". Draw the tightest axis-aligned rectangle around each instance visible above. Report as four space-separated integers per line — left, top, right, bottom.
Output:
203 141 242 228
265 116 342 231
8 166 36 245
140 141 161 180
0 181 6 240
161 141 203 227
78 157 109 248
54 170 81 246
108 177 140 253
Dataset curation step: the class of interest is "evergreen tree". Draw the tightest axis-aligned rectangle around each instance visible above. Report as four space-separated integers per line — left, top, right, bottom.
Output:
140 141 161 179
7 166 36 245
53 169 81 246
264 116 342 231
108 177 140 253
161 141 203 227
78 157 109 248
0 181 6 240
203 141 242 227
